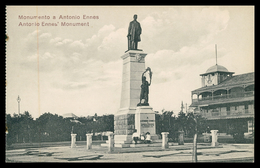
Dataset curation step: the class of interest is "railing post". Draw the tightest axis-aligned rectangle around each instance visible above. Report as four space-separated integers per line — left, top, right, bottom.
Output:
161 132 169 149
86 133 92 149
178 131 184 145
108 133 114 152
71 134 77 148
210 130 218 147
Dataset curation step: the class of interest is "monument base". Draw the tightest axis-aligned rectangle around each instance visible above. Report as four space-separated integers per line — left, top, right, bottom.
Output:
135 106 158 141
114 108 136 135
125 49 143 53
113 106 159 148
113 108 136 148
137 102 149 106
112 135 133 148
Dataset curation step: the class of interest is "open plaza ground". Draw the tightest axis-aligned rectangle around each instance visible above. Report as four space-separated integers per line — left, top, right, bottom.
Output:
6 141 254 163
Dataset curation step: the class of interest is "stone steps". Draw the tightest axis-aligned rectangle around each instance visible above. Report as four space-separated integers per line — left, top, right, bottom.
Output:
101 139 162 148
101 142 163 148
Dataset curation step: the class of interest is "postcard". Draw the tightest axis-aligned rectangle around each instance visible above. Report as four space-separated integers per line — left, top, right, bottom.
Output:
6 6 254 163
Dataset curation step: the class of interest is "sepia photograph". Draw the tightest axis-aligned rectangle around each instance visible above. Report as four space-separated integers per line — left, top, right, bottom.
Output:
5 6 254 162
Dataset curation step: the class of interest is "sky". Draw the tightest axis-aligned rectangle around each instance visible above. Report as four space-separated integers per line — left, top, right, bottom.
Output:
6 6 254 119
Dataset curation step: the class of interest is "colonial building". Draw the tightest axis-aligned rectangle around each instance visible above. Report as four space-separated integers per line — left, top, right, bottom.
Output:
190 64 254 136
62 113 82 124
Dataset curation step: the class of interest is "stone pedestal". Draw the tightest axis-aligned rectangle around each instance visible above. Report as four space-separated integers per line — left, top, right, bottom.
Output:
178 131 184 145
108 133 114 152
202 133 211 142
71 134 77 148
86 134 92 149
161 132 169 149
114 50 148 147
211 130 218 147
114 114 135 145
135 106 157 140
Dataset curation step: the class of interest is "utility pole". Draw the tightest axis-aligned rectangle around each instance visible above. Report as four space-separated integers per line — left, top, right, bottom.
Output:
192 111 199 162
215 44 218 65
16 95 21 143
17 95 21 114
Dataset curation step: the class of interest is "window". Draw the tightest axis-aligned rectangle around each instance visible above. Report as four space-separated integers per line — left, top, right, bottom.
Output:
227 106 230 115
227 106 230 111
235 106 237 110
245 104 249 113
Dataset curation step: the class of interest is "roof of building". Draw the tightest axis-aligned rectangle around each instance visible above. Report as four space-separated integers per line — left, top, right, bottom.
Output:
62 113 78 119
221 72 254 85
192 72 254 93
200 64 234 76
70 119 82 124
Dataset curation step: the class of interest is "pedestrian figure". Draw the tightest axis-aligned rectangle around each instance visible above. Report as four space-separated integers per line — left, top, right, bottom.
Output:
132 129 139 144
140 132 146 143
145 132 151 144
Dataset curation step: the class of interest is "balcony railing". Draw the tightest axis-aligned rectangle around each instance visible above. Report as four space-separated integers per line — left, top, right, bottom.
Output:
211 112 220 116
202 108 254 118
192 91 254 103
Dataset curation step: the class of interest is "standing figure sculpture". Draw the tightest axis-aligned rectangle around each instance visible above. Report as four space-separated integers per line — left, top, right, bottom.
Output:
137 67 152 106
127 14 142 50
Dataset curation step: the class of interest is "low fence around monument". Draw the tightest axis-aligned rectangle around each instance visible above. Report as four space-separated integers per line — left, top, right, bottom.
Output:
7 140 106 150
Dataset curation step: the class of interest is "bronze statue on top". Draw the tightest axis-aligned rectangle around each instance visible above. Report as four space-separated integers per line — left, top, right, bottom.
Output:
137 67 152 106
127 14 142 51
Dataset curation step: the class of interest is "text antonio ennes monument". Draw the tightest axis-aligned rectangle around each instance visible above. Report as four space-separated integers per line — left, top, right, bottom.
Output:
114 15 157 148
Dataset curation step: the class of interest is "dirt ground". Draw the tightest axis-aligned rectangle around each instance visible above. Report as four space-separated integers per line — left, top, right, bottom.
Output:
6 143 254 162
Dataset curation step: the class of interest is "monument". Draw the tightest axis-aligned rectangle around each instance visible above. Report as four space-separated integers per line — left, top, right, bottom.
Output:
114 15 157 147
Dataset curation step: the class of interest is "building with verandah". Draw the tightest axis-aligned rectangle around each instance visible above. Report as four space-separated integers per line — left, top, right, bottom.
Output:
190 64 254 138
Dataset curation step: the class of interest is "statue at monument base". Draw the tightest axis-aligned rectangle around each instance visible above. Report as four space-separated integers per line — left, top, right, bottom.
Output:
137 67 152 106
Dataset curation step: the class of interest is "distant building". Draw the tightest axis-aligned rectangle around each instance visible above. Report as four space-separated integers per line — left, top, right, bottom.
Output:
190 64 254 136
62 113 78 119
62 113 82 124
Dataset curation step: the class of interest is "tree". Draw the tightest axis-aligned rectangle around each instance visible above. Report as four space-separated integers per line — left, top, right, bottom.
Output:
6 114 15 146
19 111 34 143
156 110 178 142
185 112 207 162
6 111 35 146
176 111 187 133
155 113 162 135
35 112 73 142
227 118 248 142
6 111 117 144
